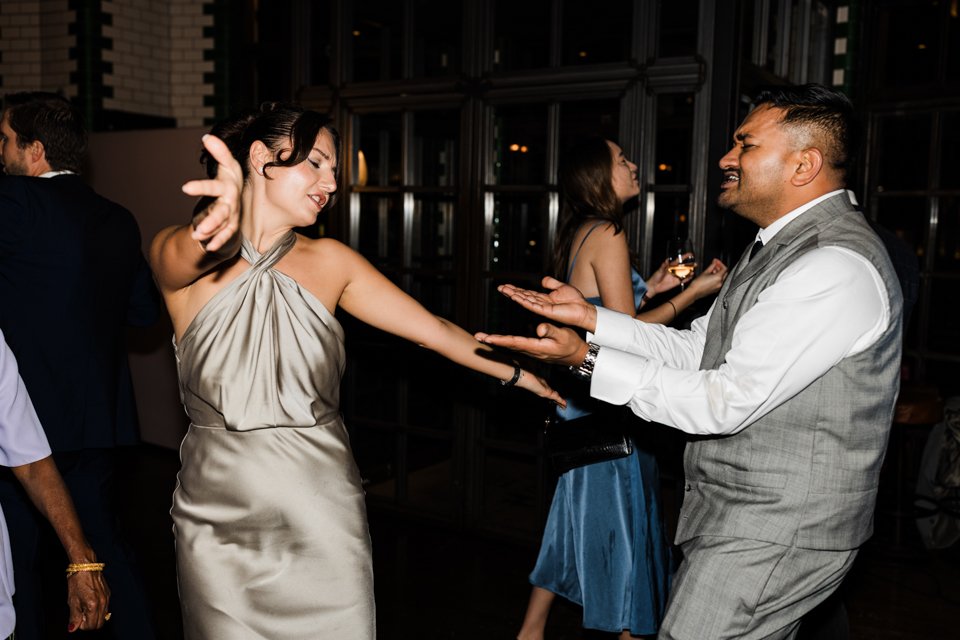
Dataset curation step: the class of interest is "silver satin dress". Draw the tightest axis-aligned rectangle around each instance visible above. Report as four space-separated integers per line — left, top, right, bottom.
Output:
171 232 375 639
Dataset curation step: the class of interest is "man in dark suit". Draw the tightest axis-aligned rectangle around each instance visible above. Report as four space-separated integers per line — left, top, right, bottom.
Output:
0 92 158 639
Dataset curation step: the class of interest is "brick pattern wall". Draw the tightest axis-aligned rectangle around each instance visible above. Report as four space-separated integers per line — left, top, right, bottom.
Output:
0 1 77 98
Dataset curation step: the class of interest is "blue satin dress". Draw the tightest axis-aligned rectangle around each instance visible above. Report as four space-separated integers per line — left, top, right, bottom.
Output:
530 266 671 636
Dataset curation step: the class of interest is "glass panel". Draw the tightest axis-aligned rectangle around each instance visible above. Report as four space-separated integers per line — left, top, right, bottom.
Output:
561 1 631 65
409 273 455 319
650 191 691 272
558 99 620 147
352 427 398 500
763 0 783 70
935 196 960 273
491 104 549 185
658 0 699 57
351 0 403 82
655 93 695 186
874 3 941 89
357 193 404 267
412 195 456 271
941 112 960 189
356 112 403 187
488 193 551 273
950 2 960 83
480 450 540 536
876 114 931 192
411 0 461 77
413 110 458 187
875 197 928 264
492 0 551 71
308 0 332 85
406 435 456 511
928 277 960 355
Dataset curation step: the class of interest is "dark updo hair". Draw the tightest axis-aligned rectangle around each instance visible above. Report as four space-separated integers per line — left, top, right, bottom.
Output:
195 102 341 213
552 137 626 278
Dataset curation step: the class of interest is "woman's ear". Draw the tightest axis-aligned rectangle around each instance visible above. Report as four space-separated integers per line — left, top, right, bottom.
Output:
790 147 824 187
249 140 272 177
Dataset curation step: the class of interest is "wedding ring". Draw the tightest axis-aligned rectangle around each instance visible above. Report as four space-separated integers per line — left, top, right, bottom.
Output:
104 612 112 621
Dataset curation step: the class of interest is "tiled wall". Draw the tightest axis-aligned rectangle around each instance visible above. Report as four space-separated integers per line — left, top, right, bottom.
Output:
0 0 213 128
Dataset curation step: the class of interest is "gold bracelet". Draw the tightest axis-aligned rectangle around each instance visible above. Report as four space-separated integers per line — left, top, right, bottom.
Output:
66 562 105 578
667 300 678 321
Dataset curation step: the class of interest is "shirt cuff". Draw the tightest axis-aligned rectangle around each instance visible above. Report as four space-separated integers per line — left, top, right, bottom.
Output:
590 345 651 406
593 306 641 351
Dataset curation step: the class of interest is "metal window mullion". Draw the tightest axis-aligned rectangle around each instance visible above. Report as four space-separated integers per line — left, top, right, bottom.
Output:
402 112 415 286
774 0 793 77
687 0 717 265
754 0 771 68
545 103 560 268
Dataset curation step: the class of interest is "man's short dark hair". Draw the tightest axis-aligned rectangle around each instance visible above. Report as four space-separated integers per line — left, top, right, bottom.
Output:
754 84 859 181
3 92 87 172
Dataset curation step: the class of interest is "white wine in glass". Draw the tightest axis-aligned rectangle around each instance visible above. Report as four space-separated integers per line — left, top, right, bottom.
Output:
666 237 697 289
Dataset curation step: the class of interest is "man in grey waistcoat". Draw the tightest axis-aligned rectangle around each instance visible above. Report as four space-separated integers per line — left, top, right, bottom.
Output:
477 84 903 639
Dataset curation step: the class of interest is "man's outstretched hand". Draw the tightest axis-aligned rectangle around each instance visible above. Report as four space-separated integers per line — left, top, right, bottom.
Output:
497 277 598 333
475 322 589 368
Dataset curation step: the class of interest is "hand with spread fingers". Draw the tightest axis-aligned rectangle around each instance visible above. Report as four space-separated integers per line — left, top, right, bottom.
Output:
182 134 244 255
497 276 599 333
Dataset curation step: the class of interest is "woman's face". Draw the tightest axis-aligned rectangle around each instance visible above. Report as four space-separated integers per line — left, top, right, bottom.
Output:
607 141 639 203
261 128 338 226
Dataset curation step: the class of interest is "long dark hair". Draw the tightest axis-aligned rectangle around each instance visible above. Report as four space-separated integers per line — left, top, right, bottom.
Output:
552 137 627 278
194 102 341 214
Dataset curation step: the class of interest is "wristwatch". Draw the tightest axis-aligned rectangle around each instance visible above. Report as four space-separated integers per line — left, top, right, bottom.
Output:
570 342 600 380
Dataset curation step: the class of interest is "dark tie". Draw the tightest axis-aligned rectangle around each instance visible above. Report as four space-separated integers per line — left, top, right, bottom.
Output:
749 239 764 261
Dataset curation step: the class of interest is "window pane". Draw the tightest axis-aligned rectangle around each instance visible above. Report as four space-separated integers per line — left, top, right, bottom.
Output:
413 110 458 187
308 0 333 85
650 192 691 271
412 195 456 271
928 278 960 354
655 93 695 185
941 112 960 189
406 435 456 512
351 0 403 82
356 112 403 187
558 99 620 147
875 197 928 263
493 0 551 71
489 193 551 273
950 3 960 83
876 114 931 192
357 193 404 267
412 0 461 77
492 104 549 185
658 0 699 57
935 196 960 273
561 1 631 65
873 3 940 89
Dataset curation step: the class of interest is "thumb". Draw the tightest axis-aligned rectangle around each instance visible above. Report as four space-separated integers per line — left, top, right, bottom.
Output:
536 322 558 338
67 609 82 633
541 276 564 291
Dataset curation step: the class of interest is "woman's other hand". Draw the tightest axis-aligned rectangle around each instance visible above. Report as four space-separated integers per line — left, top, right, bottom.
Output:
685 258 728 299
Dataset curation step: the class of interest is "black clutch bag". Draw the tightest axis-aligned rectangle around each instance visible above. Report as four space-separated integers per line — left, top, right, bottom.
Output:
543 405 633 474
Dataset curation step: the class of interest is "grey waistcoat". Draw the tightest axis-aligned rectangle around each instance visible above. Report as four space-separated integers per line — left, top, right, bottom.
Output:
677 193 904 550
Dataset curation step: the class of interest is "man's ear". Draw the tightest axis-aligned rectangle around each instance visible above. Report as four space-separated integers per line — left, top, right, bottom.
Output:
28 140 45 163
790 147 824 187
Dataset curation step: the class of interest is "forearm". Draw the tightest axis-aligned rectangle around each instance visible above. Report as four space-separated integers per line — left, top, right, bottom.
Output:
11 457 96 562
422 316 524 383
150 223 240 292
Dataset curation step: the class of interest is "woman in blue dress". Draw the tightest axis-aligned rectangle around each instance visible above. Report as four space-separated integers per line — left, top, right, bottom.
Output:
517 137 727 639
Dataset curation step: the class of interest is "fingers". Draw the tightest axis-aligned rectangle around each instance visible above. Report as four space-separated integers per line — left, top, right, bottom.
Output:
541 275 565 291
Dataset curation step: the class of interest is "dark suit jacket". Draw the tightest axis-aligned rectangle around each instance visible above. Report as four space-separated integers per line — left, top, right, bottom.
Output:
0 174 160 452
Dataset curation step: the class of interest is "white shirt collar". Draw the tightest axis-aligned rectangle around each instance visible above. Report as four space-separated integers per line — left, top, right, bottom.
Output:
755 189 858 246
38 170 76 178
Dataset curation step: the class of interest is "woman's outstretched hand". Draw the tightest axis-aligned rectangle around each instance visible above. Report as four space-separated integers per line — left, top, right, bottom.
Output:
514 366 567 408
498 276 598 333
182 134 243 254
645 258 683 296
684 258 728 299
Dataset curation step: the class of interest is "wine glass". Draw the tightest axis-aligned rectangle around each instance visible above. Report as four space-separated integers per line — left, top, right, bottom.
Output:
666 237 697 290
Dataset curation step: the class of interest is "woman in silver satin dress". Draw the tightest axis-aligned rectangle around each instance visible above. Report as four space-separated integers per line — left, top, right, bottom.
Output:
149 103 562 639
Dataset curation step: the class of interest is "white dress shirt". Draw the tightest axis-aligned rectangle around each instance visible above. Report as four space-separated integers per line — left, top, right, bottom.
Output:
0 331 51 638
589 190 891 436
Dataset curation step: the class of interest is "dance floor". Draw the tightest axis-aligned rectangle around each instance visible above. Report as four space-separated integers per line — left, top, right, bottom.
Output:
109 444 957 639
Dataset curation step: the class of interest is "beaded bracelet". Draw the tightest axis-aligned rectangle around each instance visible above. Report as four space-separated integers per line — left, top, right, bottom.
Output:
66 562 105 578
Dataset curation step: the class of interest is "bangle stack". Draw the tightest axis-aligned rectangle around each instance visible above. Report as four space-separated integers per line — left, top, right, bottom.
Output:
66 562 105 578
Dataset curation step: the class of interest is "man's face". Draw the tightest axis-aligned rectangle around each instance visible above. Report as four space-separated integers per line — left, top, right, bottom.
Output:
0 111 30 176
717 105 799 226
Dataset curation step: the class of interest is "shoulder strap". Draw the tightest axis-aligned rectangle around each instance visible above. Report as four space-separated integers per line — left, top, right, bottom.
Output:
566 221 606 281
